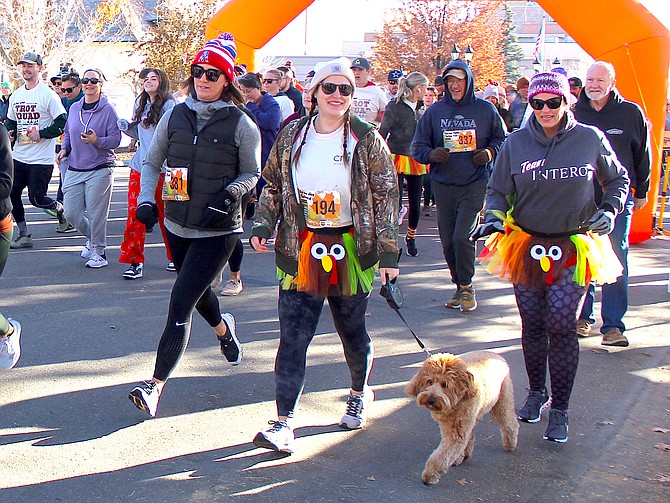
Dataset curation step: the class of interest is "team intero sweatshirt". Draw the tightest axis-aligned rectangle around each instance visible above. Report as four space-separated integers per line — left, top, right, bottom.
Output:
485 111 630 236
574 88 651 200
411 59 506 186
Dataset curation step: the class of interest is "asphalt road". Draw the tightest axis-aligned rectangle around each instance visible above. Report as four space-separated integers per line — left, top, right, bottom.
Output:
1 167 668 502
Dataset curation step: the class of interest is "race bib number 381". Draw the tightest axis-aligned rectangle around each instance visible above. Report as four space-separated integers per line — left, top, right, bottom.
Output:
163 166 190 201
443 129 477 152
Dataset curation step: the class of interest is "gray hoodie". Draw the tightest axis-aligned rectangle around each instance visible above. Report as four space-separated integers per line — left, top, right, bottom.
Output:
485 111 629 236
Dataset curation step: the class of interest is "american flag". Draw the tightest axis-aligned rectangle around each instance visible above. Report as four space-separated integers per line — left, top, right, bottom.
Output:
534 16 546 67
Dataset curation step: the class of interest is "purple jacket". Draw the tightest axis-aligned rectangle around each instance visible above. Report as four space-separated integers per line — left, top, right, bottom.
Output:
62 94 121 171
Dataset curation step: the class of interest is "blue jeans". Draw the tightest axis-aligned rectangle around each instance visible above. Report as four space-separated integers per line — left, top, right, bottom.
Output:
579 195 633 333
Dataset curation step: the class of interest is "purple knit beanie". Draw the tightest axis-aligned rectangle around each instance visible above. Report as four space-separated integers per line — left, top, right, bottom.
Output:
528 72 570 102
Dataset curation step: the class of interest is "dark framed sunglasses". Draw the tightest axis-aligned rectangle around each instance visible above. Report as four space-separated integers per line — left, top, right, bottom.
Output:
262 78 277 84
388 80 398 85
191 65 222 82
320 82 354 96
529 96 563 110
81 77 101 85
61 87 75 93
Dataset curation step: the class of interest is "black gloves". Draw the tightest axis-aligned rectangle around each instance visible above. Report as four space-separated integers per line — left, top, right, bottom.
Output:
588 208 615 234
203 188 237 226
136 202 158 228
428 147 451 163
472 148 492 166
470 214 505 241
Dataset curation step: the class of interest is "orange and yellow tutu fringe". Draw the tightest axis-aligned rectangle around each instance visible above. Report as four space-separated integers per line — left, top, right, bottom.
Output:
393 154 429 176
479 209 623 287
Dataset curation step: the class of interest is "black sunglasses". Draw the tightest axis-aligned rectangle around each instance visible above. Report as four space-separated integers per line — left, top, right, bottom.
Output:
81 77 101 85
320 82 354 97
388 80 397 85
262 78 277 84
529 96 563 110
191 65 223 82
61 87 75 93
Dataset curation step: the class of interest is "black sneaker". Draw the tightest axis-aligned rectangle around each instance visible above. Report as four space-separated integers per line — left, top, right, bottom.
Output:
544 408 569 443
123 263 144 280
219 312 242 364
518 388 551 423
405 237 418 257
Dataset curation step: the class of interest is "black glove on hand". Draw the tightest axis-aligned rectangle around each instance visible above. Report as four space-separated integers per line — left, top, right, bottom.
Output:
470 214 505 241
428 147 451 163
207 188 237 216
472 148 492 166
588 208 615 234
136 202 158 228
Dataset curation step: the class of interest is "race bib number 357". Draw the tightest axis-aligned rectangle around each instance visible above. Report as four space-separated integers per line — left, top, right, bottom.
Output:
443 129 477 152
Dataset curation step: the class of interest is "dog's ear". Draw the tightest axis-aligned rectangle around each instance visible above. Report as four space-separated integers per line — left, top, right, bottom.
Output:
405 370 423 397
463 371 477 400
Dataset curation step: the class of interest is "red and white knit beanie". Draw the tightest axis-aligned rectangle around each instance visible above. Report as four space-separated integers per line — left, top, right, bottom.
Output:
192 33 237 83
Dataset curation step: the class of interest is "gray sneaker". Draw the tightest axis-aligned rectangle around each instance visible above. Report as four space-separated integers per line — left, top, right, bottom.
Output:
0 319 21 369
253 420 295 454
518 388 551 423
10 234 32 249
544 409 569 443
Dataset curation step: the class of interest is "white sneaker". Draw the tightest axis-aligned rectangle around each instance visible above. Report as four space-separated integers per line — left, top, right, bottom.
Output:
398 205 408 225
339 387 374 429
0 319 21 369
85 252 108 268
220 278 243 296
128 381 160 418
253 420 295 454
80 240 94 259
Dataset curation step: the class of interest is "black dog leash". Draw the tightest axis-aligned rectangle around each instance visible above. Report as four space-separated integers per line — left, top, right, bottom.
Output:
380 274 433 357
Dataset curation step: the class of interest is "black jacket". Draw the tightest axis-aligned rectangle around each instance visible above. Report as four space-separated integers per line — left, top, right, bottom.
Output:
165 103 244 231
379 99 424 156
0 126 12 220
574 88 651 199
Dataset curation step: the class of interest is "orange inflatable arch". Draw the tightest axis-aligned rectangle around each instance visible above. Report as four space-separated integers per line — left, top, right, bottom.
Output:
206 0 670 243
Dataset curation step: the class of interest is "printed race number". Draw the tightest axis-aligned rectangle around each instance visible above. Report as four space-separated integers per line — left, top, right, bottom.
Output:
443 129 477 152
163 167 190 201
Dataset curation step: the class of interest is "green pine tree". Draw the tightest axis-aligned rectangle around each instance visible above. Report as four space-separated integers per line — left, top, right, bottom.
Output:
502 4 524 85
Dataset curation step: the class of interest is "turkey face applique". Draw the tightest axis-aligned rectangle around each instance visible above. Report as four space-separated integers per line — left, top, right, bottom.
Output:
524 236 576 286
311 242 346 286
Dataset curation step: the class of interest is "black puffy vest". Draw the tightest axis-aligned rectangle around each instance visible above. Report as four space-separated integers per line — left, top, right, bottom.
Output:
165 103 243 231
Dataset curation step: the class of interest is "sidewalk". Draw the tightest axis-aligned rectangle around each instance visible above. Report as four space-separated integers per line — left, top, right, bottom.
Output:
0 168 668 502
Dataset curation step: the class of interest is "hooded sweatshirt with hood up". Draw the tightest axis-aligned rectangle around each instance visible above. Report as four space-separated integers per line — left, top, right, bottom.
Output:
411 59 506 186
485 110 630 236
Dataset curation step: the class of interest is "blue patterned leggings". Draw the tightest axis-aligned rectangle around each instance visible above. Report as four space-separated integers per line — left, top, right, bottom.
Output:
513 267 587 411
275 288 373 418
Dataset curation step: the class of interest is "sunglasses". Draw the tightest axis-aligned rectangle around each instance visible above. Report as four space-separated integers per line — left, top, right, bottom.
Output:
320 82 354 97
262 78 277 84
529 96 563 110
191 65 223 82
388 80 398 85
81 77 101 85
61 87 76 93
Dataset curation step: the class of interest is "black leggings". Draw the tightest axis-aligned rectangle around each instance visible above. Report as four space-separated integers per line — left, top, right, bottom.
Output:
398 173 423 230
275 288 373 418
226 238 243 273
153 230 238 381
10 160 58 224
513 266 587 411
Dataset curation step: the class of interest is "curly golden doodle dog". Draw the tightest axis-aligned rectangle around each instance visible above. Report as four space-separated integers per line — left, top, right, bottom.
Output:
405 351 518 485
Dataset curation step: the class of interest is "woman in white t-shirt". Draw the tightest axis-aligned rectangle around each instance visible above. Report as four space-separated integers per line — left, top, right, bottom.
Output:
250 57 399 455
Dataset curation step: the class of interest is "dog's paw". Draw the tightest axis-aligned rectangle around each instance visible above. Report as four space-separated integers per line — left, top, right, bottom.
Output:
421 470 441 486
453 454 465 466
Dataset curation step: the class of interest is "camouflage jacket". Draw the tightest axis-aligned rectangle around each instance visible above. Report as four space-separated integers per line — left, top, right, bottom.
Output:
251 113 399 276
